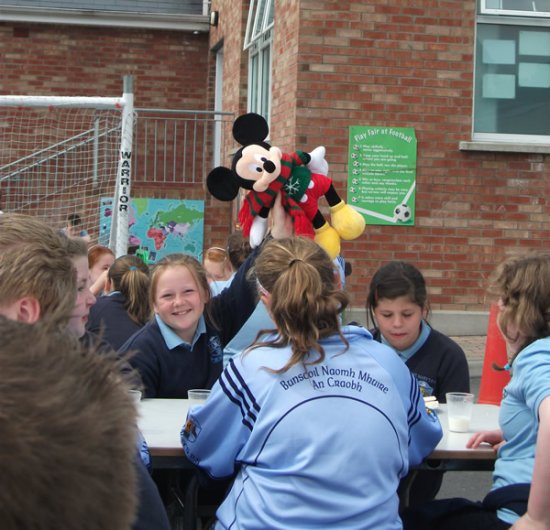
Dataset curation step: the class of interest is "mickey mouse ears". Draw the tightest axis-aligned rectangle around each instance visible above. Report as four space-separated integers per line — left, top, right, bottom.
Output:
232 113 269 146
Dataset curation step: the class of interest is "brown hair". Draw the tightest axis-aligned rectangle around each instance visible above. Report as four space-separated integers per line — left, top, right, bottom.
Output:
366 261 430 328
63 236 88 259
0 213 76 328
0 319 137 530
109 255 151 325
150 253 215 325
251 237 349 373
488 253 550 367
226 232 252 270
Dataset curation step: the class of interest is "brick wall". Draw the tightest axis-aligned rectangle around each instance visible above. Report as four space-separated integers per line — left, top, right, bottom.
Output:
0 21 228 249
211 0 550 311
3 1 550 311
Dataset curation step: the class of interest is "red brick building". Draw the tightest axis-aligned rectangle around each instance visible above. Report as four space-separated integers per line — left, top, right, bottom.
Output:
2 1 550 327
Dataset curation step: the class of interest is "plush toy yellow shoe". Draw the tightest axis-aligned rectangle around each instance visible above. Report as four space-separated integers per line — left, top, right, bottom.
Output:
330 200 366 240
314 222 341 259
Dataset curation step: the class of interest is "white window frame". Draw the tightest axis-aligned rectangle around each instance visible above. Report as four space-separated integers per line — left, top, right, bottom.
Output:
481 0 550 17
473 9 550 143
244 0 274 124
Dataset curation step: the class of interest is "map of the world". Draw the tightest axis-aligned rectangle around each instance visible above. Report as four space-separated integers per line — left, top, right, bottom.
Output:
99 197 204 263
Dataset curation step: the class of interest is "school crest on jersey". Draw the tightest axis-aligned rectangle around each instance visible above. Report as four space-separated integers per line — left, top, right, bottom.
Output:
208 335 223 363
182 416 202 443
415 375 435 398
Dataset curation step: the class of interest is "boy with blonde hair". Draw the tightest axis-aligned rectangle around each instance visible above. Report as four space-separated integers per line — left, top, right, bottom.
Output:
0 213 75 325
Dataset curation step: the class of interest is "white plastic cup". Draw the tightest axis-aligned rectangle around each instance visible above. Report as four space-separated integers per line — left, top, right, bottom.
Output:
446 392 475 432
128 389 142 406
188 389 211 408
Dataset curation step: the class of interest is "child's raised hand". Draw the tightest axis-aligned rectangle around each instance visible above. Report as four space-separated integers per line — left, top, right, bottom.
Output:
270 193 294 240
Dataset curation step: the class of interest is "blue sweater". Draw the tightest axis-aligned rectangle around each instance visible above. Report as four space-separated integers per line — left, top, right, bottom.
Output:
182 325 442 529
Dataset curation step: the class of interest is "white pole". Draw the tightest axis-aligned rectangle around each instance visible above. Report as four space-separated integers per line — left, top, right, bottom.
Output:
111 75 133 258
0 95 123 109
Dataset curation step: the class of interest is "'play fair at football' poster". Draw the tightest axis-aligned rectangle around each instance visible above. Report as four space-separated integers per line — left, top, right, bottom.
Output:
347 126 417 226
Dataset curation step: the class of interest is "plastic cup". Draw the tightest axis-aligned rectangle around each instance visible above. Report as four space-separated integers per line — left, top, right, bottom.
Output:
128 389 142 406
446 392 475 432
188 389 211 408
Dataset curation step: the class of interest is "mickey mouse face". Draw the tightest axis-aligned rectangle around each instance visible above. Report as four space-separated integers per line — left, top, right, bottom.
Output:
236 144 283 192
207 113 276 200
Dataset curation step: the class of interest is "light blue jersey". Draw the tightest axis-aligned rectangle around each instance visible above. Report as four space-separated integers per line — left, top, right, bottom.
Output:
492 336 550 524
182 325 442 529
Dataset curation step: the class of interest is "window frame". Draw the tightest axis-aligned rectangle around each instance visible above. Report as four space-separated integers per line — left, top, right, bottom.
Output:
244 0 274 124
480 0 550 18
472 11 550 143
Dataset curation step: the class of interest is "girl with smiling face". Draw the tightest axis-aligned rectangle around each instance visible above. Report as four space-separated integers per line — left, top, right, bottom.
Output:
64 238 97 339
120 253 260 398
120 195 293 399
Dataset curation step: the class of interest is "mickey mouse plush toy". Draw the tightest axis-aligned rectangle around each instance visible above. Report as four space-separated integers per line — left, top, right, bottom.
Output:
206 113 365 258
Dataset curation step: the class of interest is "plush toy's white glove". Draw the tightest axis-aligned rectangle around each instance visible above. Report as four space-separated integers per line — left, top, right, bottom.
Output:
249 216 268 248
307 146 329 176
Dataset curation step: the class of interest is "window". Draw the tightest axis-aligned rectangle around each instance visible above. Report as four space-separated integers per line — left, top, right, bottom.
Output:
474 2 550 142
481 0 550 17
244 0 274 124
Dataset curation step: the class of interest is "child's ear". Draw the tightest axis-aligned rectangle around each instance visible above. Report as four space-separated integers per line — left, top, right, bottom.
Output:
14 297 41 324
259 291 272 309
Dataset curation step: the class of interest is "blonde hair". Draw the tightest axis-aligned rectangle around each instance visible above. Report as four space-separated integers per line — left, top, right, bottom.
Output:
488 253 550 363
0 213 76 328
251 237 349 373
109 255 151 325
0 319 137 530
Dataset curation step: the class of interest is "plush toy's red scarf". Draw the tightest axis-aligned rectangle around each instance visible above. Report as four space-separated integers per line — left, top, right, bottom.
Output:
238 154 314 238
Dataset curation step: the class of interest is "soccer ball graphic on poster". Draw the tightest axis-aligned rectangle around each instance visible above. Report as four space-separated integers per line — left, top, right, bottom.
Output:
394 204 411 223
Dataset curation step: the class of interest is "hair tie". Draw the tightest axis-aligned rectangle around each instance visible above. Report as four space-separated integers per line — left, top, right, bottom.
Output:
129 266 137 271
288 258 303 267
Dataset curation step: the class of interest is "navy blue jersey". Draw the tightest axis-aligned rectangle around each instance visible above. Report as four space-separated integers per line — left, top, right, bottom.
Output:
372 325 470 402
87 292 143 350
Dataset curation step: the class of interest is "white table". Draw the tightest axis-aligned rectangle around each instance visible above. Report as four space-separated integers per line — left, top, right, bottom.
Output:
138 399 501 469
138 399 190 467
425 403 500 470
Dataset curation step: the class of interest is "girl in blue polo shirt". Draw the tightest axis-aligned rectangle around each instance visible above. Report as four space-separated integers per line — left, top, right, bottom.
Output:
403 253 550 530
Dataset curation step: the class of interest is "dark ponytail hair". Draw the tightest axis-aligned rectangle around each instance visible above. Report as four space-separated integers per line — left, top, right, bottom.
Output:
366 261 429 328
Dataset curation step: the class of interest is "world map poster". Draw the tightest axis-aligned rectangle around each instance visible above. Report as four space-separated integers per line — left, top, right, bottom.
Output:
99 197 204 263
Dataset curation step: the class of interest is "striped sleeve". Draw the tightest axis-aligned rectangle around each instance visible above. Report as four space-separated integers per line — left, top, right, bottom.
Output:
406 371 443 467
180 359 257 479
219 358 261 431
